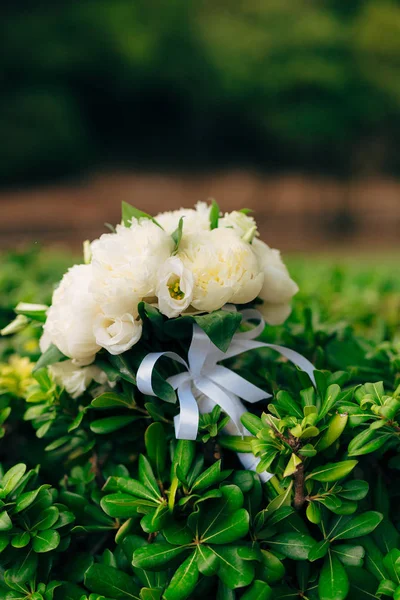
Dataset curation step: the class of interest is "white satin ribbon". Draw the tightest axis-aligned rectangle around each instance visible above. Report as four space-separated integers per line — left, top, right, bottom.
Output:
137 308 315 482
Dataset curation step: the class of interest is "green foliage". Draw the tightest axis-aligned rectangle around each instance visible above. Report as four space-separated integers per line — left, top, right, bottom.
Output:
1 252 400 598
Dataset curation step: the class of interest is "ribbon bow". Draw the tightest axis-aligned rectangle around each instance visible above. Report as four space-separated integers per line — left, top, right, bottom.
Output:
137 309 316 442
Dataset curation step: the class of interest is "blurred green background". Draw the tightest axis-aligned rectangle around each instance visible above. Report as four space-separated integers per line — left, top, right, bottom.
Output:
1 0 400 254
2 0 400 184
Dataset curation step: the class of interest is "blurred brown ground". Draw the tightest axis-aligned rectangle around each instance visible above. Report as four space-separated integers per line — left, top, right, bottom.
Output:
0 171 399 253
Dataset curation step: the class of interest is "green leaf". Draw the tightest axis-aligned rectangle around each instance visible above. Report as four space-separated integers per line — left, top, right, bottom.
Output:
241 413 263 435
15 485 50 513
1 314 29 335
115 475 161 502
382 549 400 583
191 460 231 493
196 485 244 539
140 589 162 600
217 581 236 600
85 563 141 599
339 480 369 501
309 539 330 562
283 454 302 478
108 354 137 385
219 436 253 453
91 393 132 409
306 502 322 525
268 533 315 560
209 199 220 229
11 531 30 548
32 506 59 531
201 508 249 544
4 551 38 586
347 566 382 599
319 384 342 420
194 310 242 352
32 529 60 553
259 550 285 584
0 407 11 427
0 511 12 531
348 430 392 456
377 580 397 597
101 493 142 518
241 580 273 600
132 542 188 569
33 344 67 373
318 413 348 451
196 545 219 576
332 511 383 541
121 201 162 229
138 455 160 499
90 415 140 434
1 463 27 496
212 545 256 589
164 552 199 600
145 423 167 479
173 440 195 479
307 460 357 482
318 552 349 600
332 545 365 567
171 217 184 253
15 302 48 321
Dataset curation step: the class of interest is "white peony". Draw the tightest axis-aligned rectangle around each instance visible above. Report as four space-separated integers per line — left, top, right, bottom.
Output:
50 360 108 399
91 218 174 304
252 239 299 325
155 202 211 237
178 228 264 312
258 301 293 326
156 257 194 318
94 312 142 355
219 210 258 241
41 264 100 365
89 218 173 353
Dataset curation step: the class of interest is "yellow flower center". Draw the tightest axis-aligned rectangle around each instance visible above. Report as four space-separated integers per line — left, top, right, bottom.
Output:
168 279 185 300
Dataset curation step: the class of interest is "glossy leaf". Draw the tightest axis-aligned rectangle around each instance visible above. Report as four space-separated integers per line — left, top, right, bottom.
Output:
85 563 141 599
268 533 315 560
90 415 140 434
318 552 349 600
241 580 273 600
164 552 199 600
307 460 357 482
132 542 188 569
332 511 383 541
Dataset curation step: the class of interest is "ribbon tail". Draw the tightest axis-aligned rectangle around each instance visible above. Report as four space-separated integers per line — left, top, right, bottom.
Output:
174 380 199 441
207 364 271 404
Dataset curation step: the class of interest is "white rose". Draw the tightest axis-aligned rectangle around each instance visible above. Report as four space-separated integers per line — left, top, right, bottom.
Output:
50 360 108 399
94 312 142 355
157 257 194 318
178 228 264 312
252 239 299 325
155 202 211 237
219 210 258 241
41 264 100 365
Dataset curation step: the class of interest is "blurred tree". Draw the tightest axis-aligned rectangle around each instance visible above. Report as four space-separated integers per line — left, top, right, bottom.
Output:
1 0 400 183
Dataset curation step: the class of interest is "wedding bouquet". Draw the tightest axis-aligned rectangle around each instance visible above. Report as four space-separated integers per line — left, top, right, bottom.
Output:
40 201 298 381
